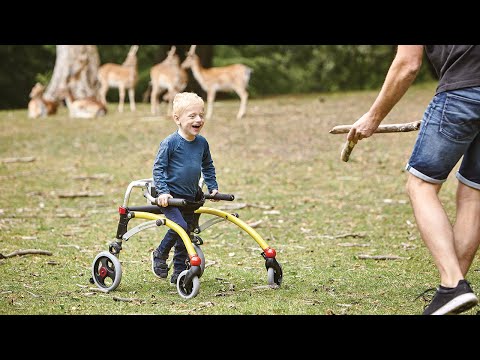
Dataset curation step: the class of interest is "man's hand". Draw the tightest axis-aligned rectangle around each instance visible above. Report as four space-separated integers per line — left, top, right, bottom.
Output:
347 112 380 144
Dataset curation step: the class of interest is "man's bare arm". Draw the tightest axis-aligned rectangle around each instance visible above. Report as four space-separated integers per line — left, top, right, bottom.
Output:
347 45 424 143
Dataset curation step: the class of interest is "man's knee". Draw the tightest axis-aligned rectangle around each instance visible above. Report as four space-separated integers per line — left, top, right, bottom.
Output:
457 181 480 201
405 174 419 198
406 174 440 198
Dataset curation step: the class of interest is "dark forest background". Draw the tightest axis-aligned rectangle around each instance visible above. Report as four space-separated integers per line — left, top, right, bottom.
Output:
0 45 436 110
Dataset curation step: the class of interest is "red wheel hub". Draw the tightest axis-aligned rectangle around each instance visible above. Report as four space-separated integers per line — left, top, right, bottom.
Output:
190 255 201 266
264 247 276 258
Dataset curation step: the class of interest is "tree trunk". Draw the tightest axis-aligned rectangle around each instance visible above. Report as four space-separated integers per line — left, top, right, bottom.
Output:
44 45 100 101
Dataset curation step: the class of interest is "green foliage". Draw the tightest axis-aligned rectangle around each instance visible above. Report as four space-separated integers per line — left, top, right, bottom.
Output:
1 45 436 109
0 45 56 109
215 45 435 96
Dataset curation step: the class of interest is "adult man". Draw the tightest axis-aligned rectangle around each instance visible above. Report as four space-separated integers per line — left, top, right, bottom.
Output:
348 45 480 315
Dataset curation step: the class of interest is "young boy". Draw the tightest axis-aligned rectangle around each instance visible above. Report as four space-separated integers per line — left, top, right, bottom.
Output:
151 92 219 285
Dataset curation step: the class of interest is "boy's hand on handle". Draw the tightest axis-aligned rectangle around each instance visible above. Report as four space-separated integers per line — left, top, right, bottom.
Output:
157 193 173 207
209 189 219 202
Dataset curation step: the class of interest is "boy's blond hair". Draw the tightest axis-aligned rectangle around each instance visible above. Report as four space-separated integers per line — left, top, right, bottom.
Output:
172 92 204 117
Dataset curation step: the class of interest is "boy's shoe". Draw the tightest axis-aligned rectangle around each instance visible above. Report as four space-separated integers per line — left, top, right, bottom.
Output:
422 280 478 315
151 250 168 279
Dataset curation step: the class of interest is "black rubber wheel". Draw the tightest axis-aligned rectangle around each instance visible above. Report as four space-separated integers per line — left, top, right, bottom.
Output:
91 251 122 292
267 262 283 287
176 270 200 299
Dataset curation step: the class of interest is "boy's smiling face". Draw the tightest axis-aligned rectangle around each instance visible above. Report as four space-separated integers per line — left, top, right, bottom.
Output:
174 103 205 141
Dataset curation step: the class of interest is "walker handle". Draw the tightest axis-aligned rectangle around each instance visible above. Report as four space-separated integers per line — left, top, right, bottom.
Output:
143 189 187 206
166 198 187 207
204 193 235 201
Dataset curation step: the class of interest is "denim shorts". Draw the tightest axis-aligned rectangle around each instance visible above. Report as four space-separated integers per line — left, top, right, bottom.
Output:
405 87 480 190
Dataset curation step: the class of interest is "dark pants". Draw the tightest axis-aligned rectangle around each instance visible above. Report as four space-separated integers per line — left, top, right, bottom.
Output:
157 195 196 273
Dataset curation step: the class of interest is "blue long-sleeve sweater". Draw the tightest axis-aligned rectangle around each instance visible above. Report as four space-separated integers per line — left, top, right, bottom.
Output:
153 131 218 197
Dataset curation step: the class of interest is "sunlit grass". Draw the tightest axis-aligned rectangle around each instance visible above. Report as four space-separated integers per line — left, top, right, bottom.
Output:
1 84 478 315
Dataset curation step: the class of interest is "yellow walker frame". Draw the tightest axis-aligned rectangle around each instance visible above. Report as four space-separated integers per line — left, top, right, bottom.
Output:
90 178 283 299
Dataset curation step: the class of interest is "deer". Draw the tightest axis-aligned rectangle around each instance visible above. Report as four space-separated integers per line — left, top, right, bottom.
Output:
61 89 107 119
149 46 188 115
181 45 252 120
98 45 139 113
27 82 58 119
59 70 107 119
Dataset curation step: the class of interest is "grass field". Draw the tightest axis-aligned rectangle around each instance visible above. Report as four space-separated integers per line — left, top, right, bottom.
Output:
1 82 478 315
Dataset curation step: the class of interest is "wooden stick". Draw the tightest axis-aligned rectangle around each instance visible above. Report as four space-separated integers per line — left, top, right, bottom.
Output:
341 141 356 162
72 174 113 181
0 156 36 163
332 120 421 162
329 120 421 134
337 243 370 247
246 219 263 228
57 191 104 198
356 254 408 260
0 249 52 259
113 296 143 303
89 287 110 293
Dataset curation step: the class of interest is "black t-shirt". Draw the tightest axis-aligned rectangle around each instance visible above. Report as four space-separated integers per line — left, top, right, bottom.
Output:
425 45 480 94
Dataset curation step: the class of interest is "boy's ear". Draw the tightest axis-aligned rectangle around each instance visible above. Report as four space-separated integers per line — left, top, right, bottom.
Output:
173 114 180 123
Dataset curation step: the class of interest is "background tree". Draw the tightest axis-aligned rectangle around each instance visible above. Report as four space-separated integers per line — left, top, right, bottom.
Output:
44 45 100 101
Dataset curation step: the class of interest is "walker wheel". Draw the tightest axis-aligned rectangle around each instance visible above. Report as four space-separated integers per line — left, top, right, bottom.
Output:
91 251 122 292
267 263 283 287
192 243 205 277
176 270 200 299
